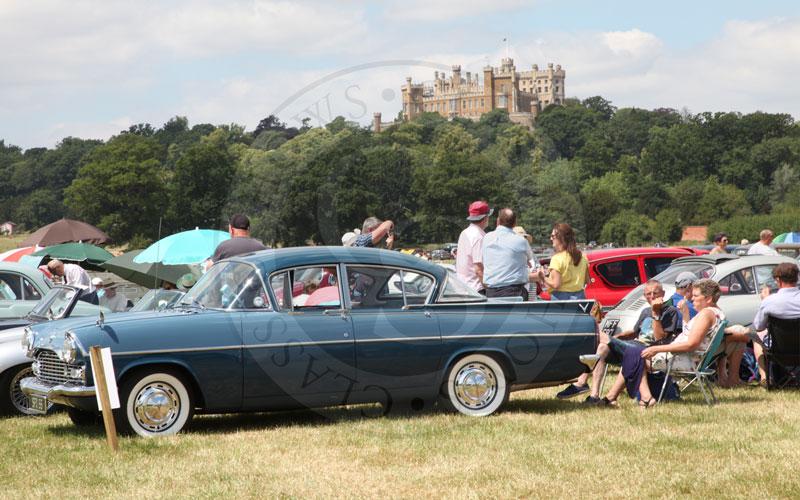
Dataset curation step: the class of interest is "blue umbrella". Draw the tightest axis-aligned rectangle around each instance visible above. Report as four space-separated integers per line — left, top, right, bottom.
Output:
133 229 230 265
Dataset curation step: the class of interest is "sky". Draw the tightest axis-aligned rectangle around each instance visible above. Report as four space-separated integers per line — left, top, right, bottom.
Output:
1 0 799 149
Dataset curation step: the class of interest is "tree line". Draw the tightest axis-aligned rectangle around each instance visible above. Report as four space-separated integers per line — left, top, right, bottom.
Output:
1 97 798 248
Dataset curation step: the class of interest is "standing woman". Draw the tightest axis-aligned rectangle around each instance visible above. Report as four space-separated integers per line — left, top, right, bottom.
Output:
540 223 589 300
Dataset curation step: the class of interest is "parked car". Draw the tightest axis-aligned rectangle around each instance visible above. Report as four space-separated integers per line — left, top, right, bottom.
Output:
539 247 705 309
0 262 52 320
430 249 452 261
21 247 597 437
0 285 108 415
599 253 797 337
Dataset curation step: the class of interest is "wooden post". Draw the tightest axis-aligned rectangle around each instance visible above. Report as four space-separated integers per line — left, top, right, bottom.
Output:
90 346 119 452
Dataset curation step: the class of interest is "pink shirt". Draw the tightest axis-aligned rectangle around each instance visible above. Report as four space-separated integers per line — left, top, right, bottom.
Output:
456 223 485 291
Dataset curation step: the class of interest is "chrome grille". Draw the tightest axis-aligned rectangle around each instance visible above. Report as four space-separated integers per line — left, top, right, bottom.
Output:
618 295 647 311
36 350 70 384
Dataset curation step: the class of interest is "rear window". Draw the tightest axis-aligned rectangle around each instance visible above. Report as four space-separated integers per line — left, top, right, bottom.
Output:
644 257 676 279
596 259 640 287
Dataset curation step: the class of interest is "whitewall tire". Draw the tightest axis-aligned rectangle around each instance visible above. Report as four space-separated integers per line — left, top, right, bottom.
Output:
116 370 194 438
443 354 508 417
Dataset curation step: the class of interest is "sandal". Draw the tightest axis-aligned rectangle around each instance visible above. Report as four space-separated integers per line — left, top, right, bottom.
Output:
638 398 657 409
600 397 619 408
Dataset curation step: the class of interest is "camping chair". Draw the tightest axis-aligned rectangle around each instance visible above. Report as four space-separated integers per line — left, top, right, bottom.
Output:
765 316 800 390
658 319 728 405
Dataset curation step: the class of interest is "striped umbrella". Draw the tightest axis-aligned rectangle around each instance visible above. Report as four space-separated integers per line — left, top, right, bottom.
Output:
0 246 38 262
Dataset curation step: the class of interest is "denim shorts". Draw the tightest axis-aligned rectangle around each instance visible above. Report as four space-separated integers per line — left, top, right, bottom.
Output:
550 290 586 300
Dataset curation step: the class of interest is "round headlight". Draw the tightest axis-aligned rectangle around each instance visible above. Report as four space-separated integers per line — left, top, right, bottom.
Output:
21 327 34 357
62 332 78 364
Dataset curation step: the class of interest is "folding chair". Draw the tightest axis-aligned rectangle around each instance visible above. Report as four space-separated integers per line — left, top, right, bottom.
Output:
658 319 728 405
765 316 800 390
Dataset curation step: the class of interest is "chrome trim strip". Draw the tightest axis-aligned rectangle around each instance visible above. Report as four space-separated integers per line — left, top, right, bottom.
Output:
113 345 242 356
443 333 594 339
243 340 353 349
355 336 441 343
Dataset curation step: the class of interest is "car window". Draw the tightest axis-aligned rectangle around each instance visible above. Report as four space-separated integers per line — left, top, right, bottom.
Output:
596 259 640 287
345 266 434 309
269 266 341 311
0 273 21 300
437 269 485 303
644 257 676 279
718 270 755 295
182 261 269 310
754 265 778 293
22 277 42 301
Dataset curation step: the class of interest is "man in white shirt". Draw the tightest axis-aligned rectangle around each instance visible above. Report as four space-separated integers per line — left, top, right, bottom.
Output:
456 200 493 293
47 259 93 291
747 229 779 256
92 277 128 312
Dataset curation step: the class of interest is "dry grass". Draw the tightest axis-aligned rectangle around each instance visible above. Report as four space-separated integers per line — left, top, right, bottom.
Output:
3 385 800 499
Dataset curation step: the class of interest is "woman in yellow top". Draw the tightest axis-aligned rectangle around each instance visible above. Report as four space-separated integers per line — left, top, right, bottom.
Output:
540 223 589 300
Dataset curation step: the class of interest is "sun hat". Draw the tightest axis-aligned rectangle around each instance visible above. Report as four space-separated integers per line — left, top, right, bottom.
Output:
466 201 493 221
512 226 533 244
341 228 361 246
177 273 197 291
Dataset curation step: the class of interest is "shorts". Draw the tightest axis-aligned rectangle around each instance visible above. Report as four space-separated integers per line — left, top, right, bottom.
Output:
652 352 696 372
550 290 586 300
607 337 644 365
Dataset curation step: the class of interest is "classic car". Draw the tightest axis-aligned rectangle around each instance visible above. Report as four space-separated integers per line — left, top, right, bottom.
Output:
21 247 597 437
0 285 109 415
600 253 797 337
538 247 705 309
0 262 50 320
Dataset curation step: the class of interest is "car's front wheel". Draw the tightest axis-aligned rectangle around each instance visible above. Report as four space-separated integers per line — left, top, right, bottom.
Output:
442 354 508 417
115 369 194 437
0 365 53 416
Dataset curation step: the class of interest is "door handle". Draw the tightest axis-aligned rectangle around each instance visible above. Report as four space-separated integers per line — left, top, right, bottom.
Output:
343 332 349 338
424 311 431 318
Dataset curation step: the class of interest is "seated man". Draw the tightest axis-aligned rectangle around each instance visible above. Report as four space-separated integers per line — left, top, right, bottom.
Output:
556 279 681 403
727 262 800 385
672 272 698 324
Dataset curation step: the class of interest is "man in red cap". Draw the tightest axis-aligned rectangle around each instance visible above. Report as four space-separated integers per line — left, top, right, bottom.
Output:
456 200 493 294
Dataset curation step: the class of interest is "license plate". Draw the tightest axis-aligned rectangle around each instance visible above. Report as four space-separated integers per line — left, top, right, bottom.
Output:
28 394 48 414
602 319 619 335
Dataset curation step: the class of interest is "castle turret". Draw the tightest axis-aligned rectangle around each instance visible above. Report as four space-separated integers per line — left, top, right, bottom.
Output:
373 112 382 133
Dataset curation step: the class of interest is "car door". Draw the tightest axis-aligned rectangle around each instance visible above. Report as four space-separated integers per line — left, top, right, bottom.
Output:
242 264 356 410
591 258 640 306
344 265 441 399
716 268 758 326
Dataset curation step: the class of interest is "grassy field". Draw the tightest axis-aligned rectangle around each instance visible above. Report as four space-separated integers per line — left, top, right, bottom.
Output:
3 384 800 499
0 233 29 253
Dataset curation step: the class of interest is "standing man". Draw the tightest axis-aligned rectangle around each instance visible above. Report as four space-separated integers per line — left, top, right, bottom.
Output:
481 208 537 300
209 214 267 266
747 229 779 256
353 217 395 248
456 200 492 294
92 278 128 312
46 259 93 291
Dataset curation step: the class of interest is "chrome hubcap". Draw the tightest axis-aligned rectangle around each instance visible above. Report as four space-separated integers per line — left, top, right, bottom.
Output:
454 362 497 409
134 382 180 432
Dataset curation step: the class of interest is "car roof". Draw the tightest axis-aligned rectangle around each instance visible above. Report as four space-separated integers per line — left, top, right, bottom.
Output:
671 253 796 268
583 247 696 261
233 246 448 280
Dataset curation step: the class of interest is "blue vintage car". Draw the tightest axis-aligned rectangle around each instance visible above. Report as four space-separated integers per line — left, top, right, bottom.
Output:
21 247 597 437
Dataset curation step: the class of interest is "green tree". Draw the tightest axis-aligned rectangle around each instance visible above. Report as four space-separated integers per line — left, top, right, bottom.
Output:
600 210 655 246
64 134 167 241
536 102 600 159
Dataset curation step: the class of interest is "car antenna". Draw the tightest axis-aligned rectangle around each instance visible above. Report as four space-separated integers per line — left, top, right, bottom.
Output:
154 216 162 289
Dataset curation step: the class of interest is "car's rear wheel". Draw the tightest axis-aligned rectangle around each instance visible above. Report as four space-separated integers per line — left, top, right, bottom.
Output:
115 369 194 437
441 354 508 417
0 365 53 416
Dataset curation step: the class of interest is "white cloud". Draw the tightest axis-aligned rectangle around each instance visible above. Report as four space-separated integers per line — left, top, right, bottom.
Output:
384 0 531 21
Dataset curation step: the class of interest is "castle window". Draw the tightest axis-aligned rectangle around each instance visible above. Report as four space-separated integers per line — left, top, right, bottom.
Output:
481 98 485 108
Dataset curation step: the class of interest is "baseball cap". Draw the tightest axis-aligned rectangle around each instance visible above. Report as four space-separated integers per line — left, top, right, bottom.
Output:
675 271 698 288
466 201 493 221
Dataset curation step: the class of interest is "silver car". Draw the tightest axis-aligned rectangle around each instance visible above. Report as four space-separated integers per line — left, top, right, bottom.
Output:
600 254 797 337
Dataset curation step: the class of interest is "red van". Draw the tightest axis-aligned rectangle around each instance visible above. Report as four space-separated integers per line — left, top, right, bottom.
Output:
539 247 706 309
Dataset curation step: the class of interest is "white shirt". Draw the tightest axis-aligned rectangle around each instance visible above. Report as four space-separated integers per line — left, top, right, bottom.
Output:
456 223 486 291
64 263 93 291
100 292 128 312
747 241 779 256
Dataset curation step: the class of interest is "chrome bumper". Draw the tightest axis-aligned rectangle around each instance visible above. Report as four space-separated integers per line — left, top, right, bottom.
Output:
20 377 95 407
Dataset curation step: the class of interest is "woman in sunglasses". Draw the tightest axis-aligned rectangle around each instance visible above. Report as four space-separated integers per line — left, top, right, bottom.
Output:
539 222 589 300
709 232 729 254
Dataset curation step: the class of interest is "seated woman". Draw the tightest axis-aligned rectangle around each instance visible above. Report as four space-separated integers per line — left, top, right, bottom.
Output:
637 279 726 408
